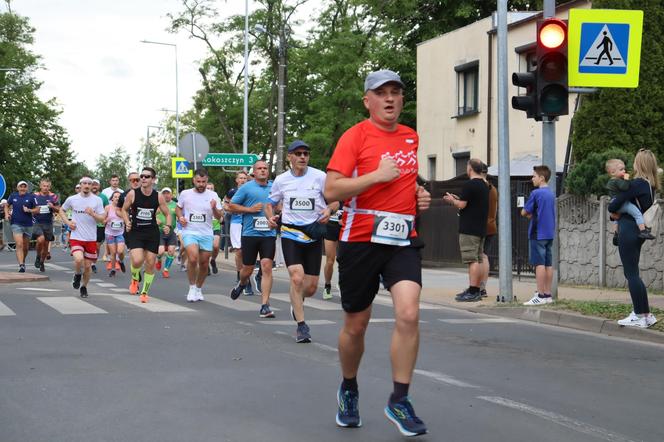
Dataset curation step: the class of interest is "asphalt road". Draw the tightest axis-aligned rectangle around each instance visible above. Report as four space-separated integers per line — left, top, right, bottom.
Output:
1 248 662 442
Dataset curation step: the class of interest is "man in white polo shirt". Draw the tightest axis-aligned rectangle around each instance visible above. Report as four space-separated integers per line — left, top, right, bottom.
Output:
176 168 223 302
59 177 105 298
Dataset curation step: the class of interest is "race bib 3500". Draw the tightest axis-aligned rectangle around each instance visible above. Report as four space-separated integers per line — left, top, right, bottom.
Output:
289 197 315 212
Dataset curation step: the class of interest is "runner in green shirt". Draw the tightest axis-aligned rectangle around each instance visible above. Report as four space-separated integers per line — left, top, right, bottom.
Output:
92 179 109 273
156 187 178 277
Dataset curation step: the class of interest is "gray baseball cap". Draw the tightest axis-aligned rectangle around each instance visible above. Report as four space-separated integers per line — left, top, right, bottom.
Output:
364 69 405 93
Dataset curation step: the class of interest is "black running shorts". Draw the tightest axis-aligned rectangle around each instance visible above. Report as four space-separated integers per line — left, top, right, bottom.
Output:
323 221 341 242
338 242 422 313
32 223 55 242
241 236 276 266
126 228 160 254
281 237 323 276
96 226 105 243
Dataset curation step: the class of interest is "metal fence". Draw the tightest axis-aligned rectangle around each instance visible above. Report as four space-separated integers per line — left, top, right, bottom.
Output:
419 176 535 275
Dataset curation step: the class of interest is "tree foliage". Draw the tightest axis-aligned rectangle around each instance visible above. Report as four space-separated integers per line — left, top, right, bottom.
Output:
93 147 132 189
0 9 83 198
565 147 632 196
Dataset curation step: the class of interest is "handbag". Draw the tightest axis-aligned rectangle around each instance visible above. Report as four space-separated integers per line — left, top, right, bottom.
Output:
635 183 659 236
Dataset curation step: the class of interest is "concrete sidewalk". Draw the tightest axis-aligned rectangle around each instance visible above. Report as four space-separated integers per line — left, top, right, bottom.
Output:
213 250 664 344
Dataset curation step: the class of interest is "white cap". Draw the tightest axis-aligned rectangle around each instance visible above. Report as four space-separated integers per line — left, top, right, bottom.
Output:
161 187 172 193
0 199 6 204
92 179 100 184
17 180 28 187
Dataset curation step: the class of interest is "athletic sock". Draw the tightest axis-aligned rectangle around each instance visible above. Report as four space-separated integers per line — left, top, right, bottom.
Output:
468 286 480 294
164 255 174 270
542 293 552 298
390 382 410 404
341 377 358 392
141 273 155 295
236 271 240 281
325 283 332 289
130 265 140 281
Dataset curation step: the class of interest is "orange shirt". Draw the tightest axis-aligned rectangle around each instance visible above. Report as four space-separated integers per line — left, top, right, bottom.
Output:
327 119 418 242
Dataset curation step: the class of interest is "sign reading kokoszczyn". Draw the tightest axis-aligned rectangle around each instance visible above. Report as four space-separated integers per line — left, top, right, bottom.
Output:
202 153 260 167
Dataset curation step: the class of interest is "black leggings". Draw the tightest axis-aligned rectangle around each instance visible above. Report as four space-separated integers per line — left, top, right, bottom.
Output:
617 217 649 314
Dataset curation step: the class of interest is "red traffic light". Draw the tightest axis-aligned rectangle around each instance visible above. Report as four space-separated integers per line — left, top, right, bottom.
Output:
538 19 567 49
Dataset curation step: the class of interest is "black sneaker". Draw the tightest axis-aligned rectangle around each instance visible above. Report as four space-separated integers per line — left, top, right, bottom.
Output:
91 264 97 273
109 270 116 277
296 323 311 343
456 291 482 302
79 286 88 298
638 228 656 240
612 232 620 246
39 261 45 272
480 289 488 298
119 261 126 273
454 289 469 301
210 260 218 274
336 386 362 428
384 397 427 437
259 304 275 318
244 283 254 296
34 256 41 269
230 282 245 300
18 264 25 273
72 273 82 289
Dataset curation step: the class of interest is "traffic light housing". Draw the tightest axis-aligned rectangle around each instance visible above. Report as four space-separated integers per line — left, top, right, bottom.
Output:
512 71 538 120
536 18 569 118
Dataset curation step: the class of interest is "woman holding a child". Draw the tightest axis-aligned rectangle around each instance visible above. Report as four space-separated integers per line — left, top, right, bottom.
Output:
608 149 660 328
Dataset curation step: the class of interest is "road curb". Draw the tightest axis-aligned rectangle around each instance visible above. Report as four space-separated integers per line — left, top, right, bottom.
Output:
0 271 49 283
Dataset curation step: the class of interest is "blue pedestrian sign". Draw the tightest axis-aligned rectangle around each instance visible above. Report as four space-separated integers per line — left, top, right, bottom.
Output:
0 174 6 200
578 23 629 74
171 157 193 178
568 9 643 88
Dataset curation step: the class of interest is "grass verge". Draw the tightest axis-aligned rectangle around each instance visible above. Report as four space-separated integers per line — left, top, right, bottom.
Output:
543 300 664 332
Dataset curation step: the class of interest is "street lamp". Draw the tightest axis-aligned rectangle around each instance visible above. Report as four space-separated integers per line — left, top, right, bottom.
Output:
139 40 179 157
243 0 249 155
145 125 164 164
255 24 288 174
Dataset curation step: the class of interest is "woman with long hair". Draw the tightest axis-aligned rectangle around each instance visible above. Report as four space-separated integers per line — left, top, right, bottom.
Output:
608 149 660 328
104 191 126 277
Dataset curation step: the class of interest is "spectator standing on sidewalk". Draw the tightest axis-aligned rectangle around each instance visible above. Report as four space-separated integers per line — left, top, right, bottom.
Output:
443 159 489 302
521 165 556 305
480 163 497 298
608 149 660 328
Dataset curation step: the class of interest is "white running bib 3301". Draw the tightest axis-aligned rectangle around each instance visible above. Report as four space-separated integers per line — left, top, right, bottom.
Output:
370 213 413 246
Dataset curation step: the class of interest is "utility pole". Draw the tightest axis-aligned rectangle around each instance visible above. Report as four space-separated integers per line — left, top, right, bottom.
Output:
275 28 287 174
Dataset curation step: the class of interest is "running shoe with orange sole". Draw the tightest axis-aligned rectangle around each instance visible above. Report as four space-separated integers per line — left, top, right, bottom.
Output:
140 293 149 303
115 262 121 271
129 279 139 295
156 260 162 271
106 262 112 271
162 270 170 278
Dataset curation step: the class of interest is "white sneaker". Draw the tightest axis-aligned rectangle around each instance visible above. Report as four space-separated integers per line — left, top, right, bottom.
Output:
523 294 553 305
646 313 658 327
617 314 648 328
186 286 196 302
195 286 204 302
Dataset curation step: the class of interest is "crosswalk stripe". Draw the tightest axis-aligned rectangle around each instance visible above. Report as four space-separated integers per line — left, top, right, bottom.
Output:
95 283 117 288
110 288 128 292
439 318 516 324
269 293 341 311
16 287 62 292
373 294 444 310
0 301 16 316
37 297 107 315
44 263 69 271
111 295 195 313
204 294 280 312
89 279 103 282
258 319 335 326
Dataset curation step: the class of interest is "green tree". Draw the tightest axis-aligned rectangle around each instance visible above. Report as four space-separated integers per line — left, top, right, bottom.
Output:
565 147 632 196
571 0 664 163
94 147 131 189
0 7 82 198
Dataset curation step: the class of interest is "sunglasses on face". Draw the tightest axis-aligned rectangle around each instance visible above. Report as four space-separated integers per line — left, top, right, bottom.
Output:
140 174 153 179
291 151 310 157
129 177 139 182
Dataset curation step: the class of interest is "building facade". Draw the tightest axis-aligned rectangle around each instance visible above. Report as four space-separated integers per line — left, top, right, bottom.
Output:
417 1 592 181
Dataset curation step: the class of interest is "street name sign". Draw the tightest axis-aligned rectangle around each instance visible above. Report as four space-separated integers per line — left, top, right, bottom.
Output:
171 157 193 178
202 153 260 167
568 9 643 88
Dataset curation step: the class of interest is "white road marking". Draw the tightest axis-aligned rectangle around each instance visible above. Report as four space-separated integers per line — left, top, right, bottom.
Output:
270 293 341 310
369 318 395 323
477 396 637 442
374 294 444 310
44 263 69 271
110 288 128 292
414 369 481 389
312 342 338 353
16 287 62 292
236 321 255 327
259 319 335 326
0 301 16 316
111 295 195 313
65 271 74 274
89 278 103 282
439 318 516 324
204 294 280 312
37 297 107 315
95 283 117 288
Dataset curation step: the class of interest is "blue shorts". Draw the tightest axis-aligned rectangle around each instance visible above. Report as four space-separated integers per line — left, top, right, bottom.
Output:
11 224 33 237
182 234 213 252
529 239 553 266
106 234 125 245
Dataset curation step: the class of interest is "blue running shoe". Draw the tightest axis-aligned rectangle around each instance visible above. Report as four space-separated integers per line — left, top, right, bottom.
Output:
244 283 254 296
230 282 245 300
384 397 427 437
296 323 311 343
336 386 361 428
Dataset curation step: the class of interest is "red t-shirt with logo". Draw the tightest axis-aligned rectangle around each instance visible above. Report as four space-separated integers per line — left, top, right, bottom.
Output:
327 119 418 242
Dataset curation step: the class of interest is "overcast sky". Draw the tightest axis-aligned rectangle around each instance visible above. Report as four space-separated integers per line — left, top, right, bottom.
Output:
8 0 250 170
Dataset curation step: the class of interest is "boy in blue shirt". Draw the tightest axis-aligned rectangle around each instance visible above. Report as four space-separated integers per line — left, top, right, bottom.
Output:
521 165 556 305
5 181 37 272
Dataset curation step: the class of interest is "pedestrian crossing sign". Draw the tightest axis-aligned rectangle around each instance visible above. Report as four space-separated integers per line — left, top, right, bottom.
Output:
568 9 643 88
171 157 193 178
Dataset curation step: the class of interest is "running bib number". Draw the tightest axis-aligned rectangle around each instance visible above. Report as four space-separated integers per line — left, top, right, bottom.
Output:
189 213 206 223
253 216 270 231
39 205 50 214
289 197 315 212
110 221 123 230
136 208 154 221
371 215 412 246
